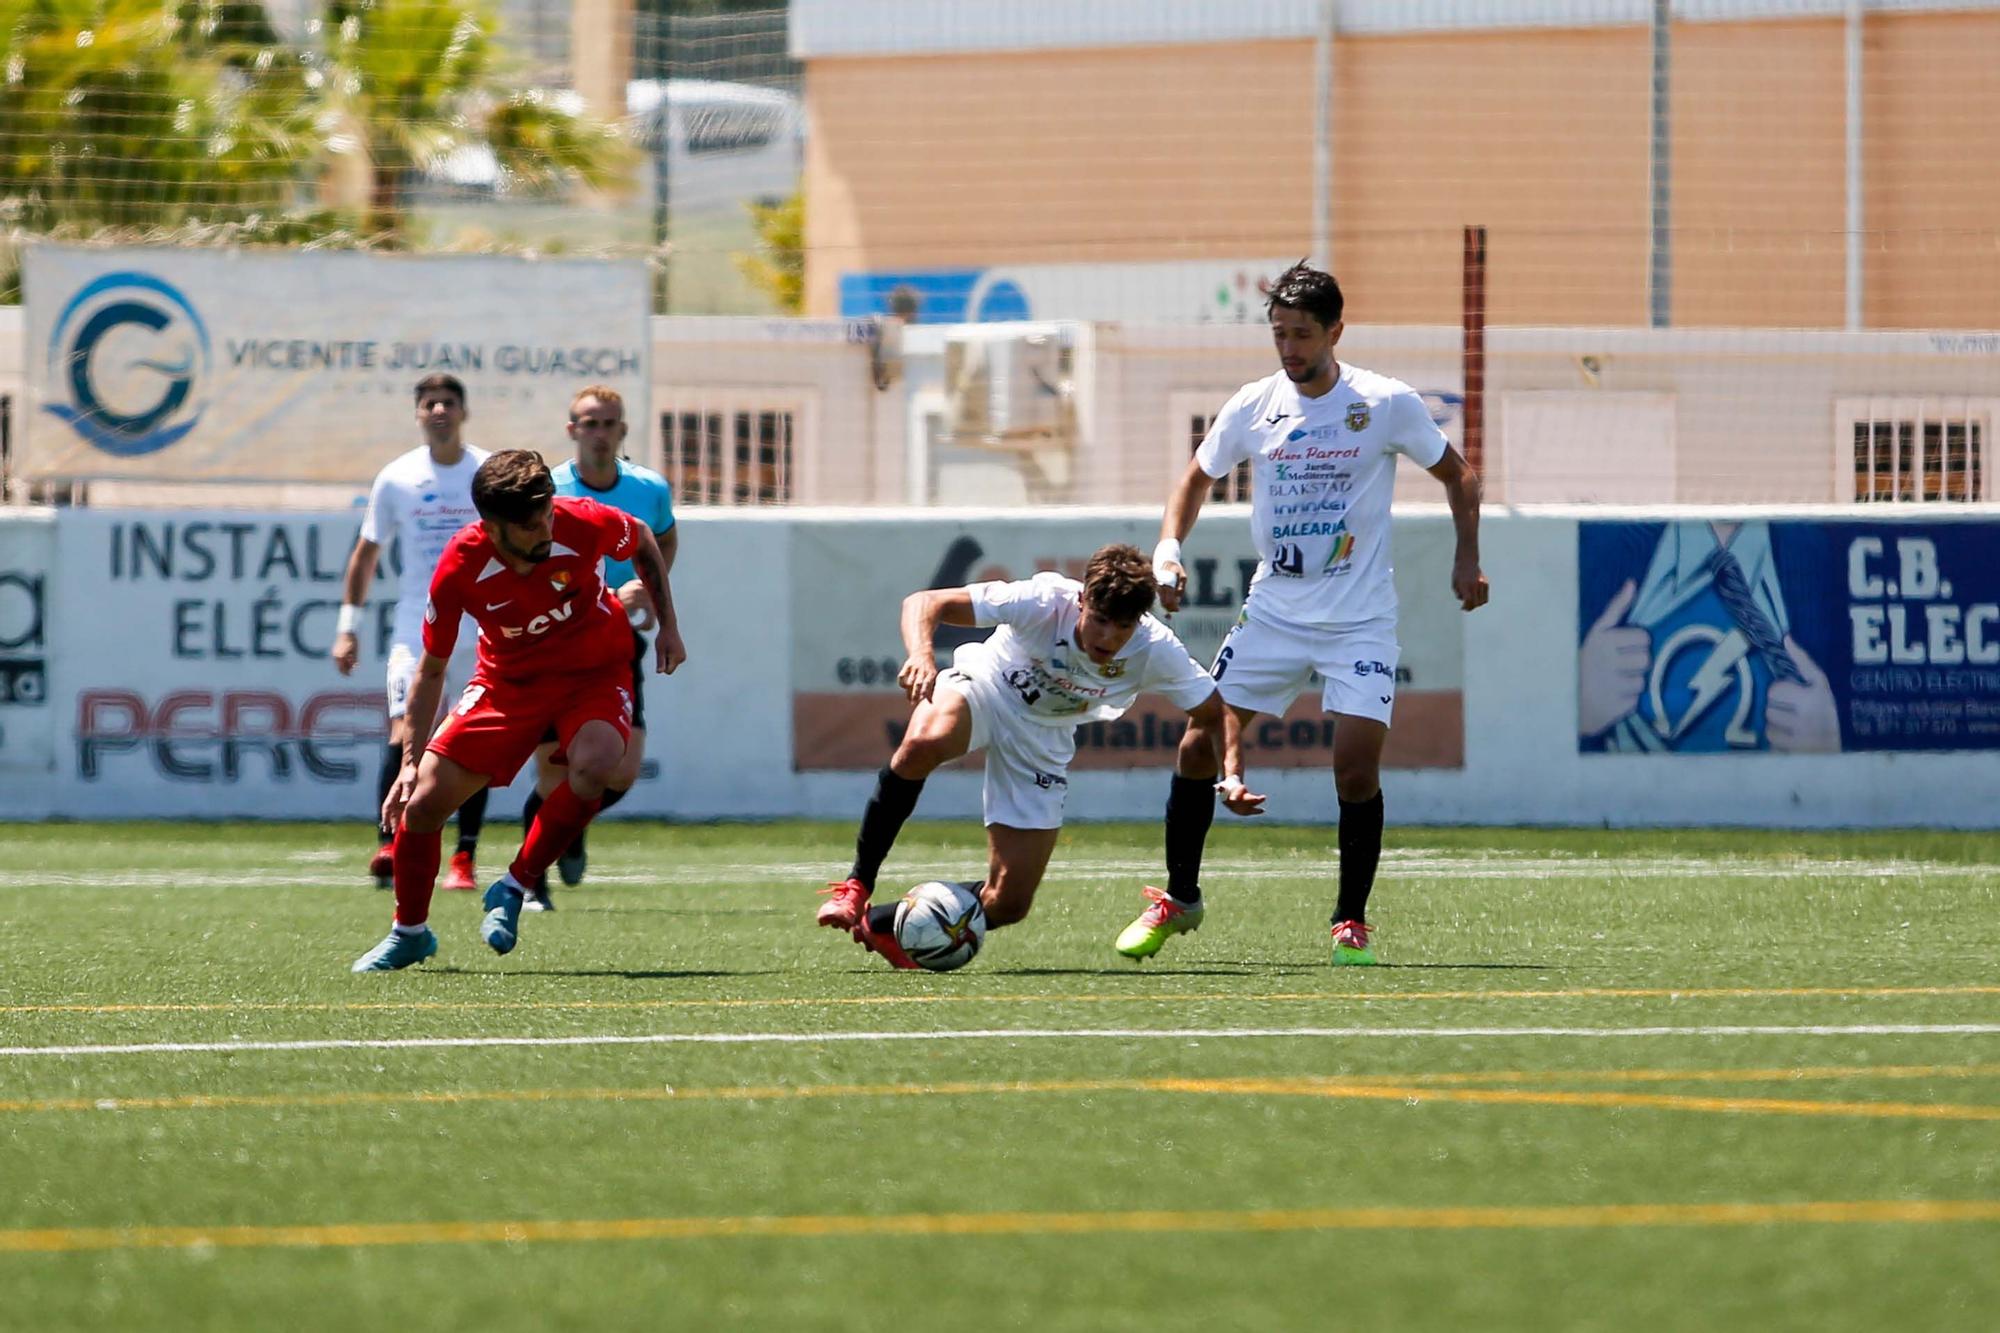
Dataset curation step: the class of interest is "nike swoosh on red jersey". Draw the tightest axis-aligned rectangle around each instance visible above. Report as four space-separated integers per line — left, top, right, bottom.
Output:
485 600 512 611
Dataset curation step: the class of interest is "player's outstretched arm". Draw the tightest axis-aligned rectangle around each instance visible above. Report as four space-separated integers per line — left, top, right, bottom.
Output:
1154 457 1214 613
1426 447 1489 612
1191 691 1265 816
630 527 684 674
897 588 976 704
332 538 382 675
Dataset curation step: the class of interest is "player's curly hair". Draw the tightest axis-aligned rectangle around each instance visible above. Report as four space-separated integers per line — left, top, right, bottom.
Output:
472 449 555 525
1082 543 1157 623
1266 259 1344 328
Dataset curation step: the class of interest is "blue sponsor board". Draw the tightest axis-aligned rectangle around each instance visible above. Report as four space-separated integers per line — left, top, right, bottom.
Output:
838 268 1030 324
1578 519 2000 754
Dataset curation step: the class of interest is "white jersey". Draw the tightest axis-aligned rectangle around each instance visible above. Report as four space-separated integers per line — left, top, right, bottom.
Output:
359 444 489 646
1197 364 1447 630
954 573 1217 727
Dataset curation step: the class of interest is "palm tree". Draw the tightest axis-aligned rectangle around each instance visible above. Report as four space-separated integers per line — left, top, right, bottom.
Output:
735 187 801 313
0 0 314 233
311 0 633 238
2 0 633 277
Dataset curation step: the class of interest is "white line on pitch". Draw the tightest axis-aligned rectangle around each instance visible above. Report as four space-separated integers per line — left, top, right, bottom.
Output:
4 1024 1998 1059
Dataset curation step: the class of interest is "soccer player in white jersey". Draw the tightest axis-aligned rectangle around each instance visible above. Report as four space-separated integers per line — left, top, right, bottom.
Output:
1119 261 1489 966
332 374 492 892
816 543 1263 969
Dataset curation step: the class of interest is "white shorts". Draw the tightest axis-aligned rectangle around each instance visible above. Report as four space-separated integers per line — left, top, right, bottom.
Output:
1209 614 1401 724
936 667 1074 830
385 640 477 723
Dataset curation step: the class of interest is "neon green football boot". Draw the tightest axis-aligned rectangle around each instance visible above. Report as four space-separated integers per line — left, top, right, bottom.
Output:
1330 919 1378 966
1115 886 1205 960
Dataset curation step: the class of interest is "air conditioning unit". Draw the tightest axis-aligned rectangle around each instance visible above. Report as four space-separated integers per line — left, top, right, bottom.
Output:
944 329 1074 450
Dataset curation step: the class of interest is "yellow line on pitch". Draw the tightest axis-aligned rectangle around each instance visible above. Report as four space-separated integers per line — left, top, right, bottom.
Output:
1393 1062 2000 1087
1153 1078 2000 1122
5 1200 1998 1255
10 983 1999 1016
7 1071 1996 1122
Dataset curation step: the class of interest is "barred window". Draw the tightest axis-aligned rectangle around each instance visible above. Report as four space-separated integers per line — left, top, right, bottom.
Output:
1188 412 1252 503
1840 400 1984 504
661 406 794 506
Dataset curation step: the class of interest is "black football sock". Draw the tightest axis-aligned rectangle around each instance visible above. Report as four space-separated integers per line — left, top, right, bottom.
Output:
866 904 898 935
849 766 926 891
375 743 401 843
521 789 544 838
455 785 488 854
597 786 627 813
1164 773 1216 905
1334 792 1385 924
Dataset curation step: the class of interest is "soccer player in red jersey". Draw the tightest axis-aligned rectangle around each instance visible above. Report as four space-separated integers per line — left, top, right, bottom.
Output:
351 450 686 972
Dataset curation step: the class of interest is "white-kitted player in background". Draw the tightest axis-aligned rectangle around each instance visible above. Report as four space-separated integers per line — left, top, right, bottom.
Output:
332 373 491 892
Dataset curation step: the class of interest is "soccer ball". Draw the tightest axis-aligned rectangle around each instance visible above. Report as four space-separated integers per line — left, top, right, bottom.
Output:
894 881 987 972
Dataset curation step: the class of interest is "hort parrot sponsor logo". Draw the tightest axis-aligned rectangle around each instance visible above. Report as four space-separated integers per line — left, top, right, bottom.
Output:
43 272 212 456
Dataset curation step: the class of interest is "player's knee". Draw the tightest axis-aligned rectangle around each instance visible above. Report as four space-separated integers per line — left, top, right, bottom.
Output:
891 733 951 778
1333 766 1380 804
566 757 617 795
402 791 454 833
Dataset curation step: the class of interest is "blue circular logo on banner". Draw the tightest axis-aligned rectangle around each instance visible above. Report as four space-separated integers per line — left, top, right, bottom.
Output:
43 271 211 456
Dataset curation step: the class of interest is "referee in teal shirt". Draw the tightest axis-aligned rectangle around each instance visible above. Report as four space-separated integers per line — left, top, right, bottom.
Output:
520 384 685 909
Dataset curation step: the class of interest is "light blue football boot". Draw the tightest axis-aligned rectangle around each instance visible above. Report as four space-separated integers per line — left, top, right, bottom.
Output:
480 876 526 955
351 926 438 973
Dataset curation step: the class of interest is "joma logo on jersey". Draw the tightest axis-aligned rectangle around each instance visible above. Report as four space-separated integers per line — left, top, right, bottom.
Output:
499 601 578 638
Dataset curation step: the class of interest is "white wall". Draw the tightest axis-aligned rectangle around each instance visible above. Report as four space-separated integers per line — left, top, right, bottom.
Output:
3 504 1996 828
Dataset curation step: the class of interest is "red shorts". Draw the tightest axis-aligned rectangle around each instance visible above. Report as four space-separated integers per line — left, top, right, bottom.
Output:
426 666 634 785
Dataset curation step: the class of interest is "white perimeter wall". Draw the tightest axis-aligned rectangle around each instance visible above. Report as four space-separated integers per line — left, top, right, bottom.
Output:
1 504 1994 829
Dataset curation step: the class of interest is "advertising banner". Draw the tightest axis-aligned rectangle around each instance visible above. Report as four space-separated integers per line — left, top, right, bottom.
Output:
35 507 667 817
1578 518 2000 753
52 511 391 807
791 514 1465 772
23 246 649 482
839 260 1294 325
0 512 55 772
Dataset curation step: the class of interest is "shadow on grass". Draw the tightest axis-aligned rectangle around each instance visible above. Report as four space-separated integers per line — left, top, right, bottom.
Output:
426 966 781 980
980 965 1299 978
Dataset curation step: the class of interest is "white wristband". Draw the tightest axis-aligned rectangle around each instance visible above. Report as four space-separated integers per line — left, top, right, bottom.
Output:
1216 774 1247 801
1152 537 1184 584
335 604 362 636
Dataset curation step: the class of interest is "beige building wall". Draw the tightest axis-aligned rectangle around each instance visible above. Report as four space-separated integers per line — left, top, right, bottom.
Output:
1673 20 1850 329
1867 11 2000 330
804 40 1315 317
804 12 2000 331
1330 26 1652 327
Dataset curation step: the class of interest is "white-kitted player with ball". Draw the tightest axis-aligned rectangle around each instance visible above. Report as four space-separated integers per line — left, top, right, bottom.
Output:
816 542 1263 970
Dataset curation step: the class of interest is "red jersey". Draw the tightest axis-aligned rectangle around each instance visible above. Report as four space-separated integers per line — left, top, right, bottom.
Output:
422 496 640 681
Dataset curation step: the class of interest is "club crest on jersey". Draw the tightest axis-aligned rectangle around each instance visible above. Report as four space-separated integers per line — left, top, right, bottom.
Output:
547 570 571 593
1100 658 1127 679
1345 402 1371 432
